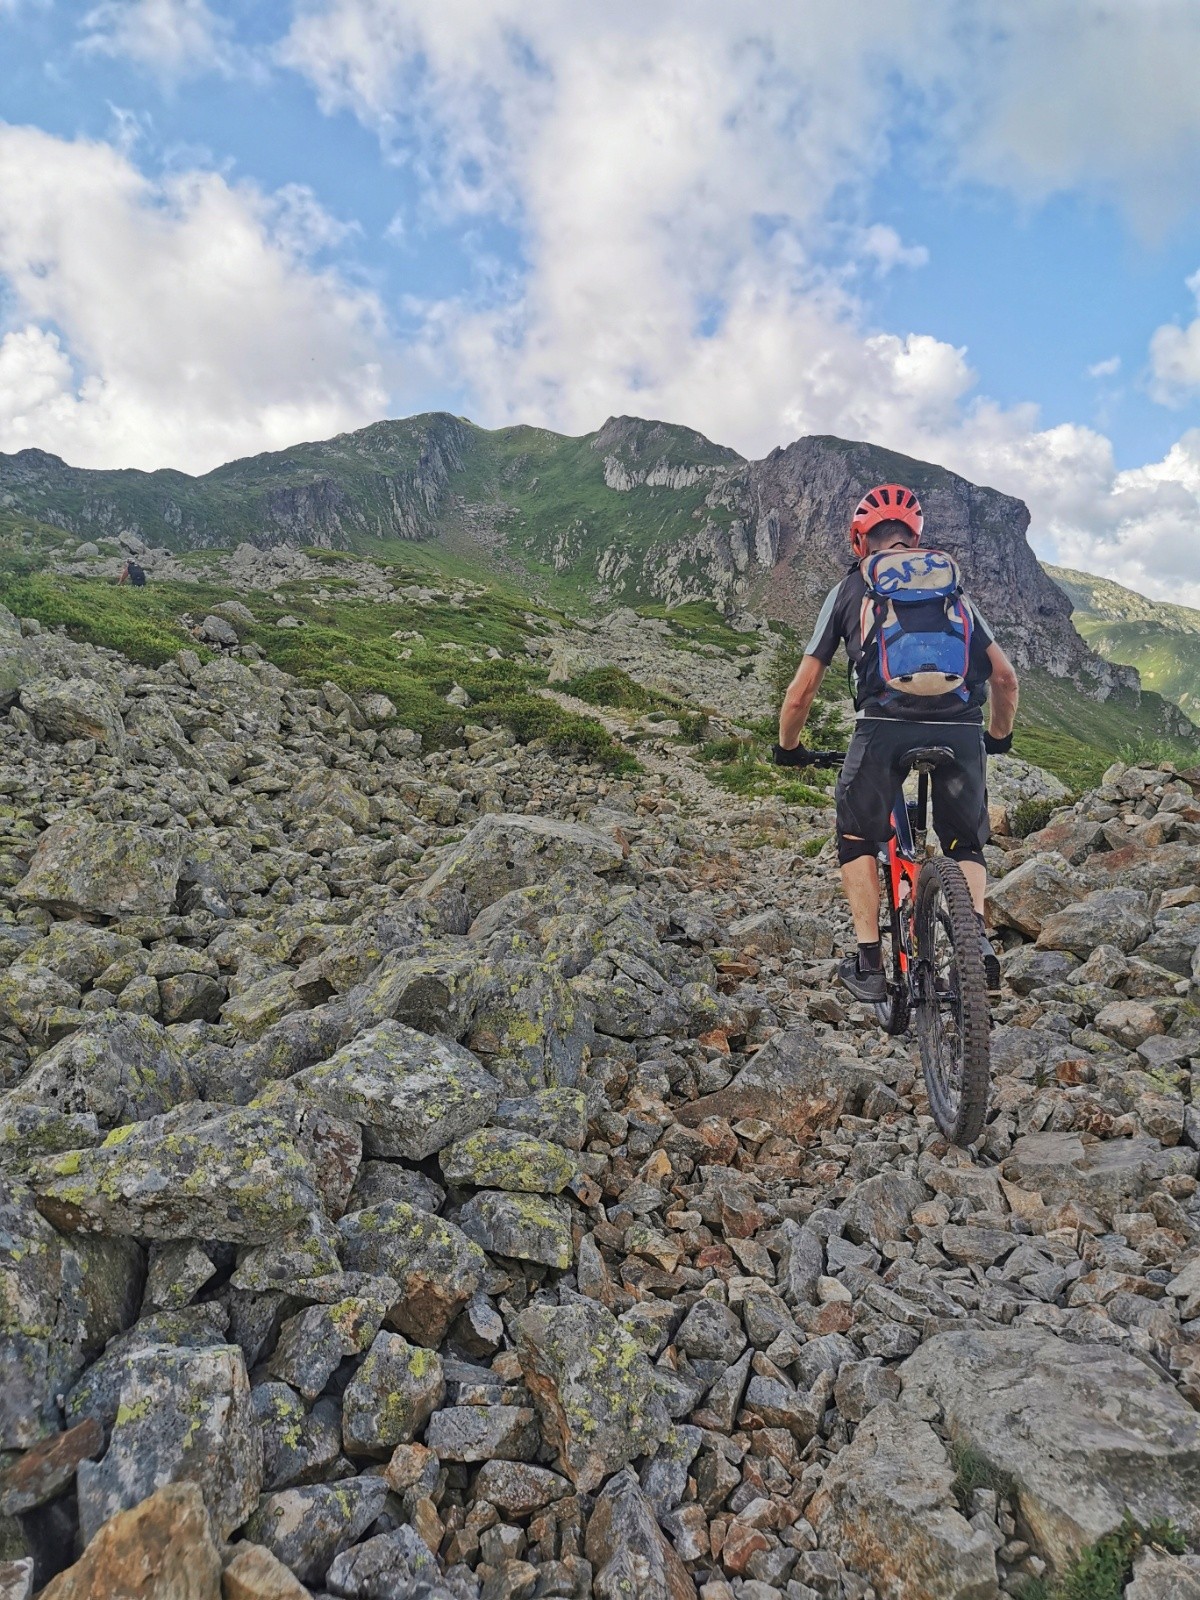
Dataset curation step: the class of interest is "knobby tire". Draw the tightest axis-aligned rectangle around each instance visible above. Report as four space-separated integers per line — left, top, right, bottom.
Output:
914 855 990 1145
873 861 910 1036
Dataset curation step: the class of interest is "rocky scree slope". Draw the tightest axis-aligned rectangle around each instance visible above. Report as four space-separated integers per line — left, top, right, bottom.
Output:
0 604 1198 1599
1 412 1174 725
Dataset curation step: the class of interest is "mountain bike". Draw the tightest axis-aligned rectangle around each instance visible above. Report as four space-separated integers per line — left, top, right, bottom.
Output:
802 745 991 1145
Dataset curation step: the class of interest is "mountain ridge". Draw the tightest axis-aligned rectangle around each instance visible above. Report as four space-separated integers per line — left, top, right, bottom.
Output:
0 411 1136 705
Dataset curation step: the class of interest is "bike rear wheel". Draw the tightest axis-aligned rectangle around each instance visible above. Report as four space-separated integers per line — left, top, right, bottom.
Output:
874 862 911 1036
914 855 990 1145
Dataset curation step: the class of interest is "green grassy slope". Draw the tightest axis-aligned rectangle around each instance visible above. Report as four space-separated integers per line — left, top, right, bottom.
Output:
1045 563 1200 720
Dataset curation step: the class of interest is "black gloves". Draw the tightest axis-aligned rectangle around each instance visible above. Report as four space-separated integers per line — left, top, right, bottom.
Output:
984 730 1013 755
773 742 814 767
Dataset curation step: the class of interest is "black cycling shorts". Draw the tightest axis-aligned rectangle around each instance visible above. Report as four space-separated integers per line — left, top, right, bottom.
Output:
834 719 990 858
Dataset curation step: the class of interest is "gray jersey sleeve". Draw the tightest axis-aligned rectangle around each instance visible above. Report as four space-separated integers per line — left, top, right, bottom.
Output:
804 582 845 664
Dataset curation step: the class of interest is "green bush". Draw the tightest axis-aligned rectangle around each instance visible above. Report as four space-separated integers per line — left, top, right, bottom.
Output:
558 665 652 710
1015 1516 1185 1600
1008 796 1060 839
677 710 710 742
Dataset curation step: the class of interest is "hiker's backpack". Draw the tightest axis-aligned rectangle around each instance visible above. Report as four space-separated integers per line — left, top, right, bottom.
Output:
857 548 972 714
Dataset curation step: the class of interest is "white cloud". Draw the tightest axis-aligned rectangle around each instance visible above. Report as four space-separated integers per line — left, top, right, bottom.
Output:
0 124 390 472
79 0 237 79
276 1 1200 607
1148 269 1200 405
856 225 930 275
928 2 1200 234
1087 356 1121 379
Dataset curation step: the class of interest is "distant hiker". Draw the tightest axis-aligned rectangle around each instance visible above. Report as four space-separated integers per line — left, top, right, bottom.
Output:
775 482 1019 1001
118 560 146 588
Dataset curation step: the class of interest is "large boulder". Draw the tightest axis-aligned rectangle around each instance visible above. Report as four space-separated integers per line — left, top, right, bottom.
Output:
15 820 185 919
19 676 125 750
676 1023 874 1142
810 1401 997 1600
241 1477 390 1586
513 1299 672 1492
1002 1131 1198 1222
3 1015 195 1129
336 1201 486 1346
586 1467 697 1600
38 1482 221 1600
77 1342 262 1543
31 1108 324 1244
1 1178 142 1450
901 1329 1200 1570
985 854 1081 938
1036 887 1152 957
416 813 626 918
280 1021 500 1160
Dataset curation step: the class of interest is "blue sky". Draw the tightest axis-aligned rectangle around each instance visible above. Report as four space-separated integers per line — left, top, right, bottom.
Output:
3 2 1200 604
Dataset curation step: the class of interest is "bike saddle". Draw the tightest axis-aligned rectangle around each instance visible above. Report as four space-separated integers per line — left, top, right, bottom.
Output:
900 744 957 774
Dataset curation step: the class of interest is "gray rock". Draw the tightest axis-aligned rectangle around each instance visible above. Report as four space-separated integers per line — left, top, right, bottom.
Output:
676 1022 873 1142
64 1303 231 1442
424 1403 539 1462
459 1190 574 1268
342 1332 445 1455
268 1294 390 1401
1134 904 1200 977
417 813 625 918
346 1161 445 1215
513 1299 673 1492
253 1384 342 1492
901 1329 1200 1569
77 1341 262 1543
440 1128 577 1194
19 676 124 750
1003 1131 1198 1222
810 1400 997 1600
337 1201 486 1346
470 1460 570 1517
3 1014 195 1129
840 1173 929 1250
15 819 184 919
833 1357 901 1422
1037 887 1153 956
492 1088 588 1151
775 1218 825 1306
284 1021 500 1160
986 854 1081 937
32 1107 324 1244
324 1526 438 1599
1001 946 1080 996
241 1476 390 1585
585 1467 697 1600
1126 1549 1200 1600
674 1299 747 1364
1 1179 144 1449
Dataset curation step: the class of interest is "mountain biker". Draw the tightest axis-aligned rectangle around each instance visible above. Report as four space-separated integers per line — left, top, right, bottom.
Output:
775 483 1019 1003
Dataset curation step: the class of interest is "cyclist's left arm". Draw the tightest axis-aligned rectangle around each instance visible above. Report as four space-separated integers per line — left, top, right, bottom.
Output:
985 642 1019 738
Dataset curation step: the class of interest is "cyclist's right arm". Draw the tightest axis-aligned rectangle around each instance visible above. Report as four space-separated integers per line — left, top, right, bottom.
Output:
778 655 827 749
985 642 1019 739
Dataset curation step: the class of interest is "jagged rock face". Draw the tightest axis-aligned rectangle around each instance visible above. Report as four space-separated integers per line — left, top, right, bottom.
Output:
742 435 1137 696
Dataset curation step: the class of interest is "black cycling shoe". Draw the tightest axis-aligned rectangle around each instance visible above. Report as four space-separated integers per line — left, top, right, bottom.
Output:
837 954 887 1004
980 932 1002 995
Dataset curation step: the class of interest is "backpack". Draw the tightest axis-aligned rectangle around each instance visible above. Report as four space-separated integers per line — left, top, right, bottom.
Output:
127 561 146 587
857 547 972 713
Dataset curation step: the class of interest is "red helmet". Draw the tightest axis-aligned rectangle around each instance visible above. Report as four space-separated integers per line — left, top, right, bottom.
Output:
849 483 923 559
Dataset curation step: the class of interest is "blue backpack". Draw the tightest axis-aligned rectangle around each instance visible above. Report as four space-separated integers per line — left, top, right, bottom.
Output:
858 548 973 712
